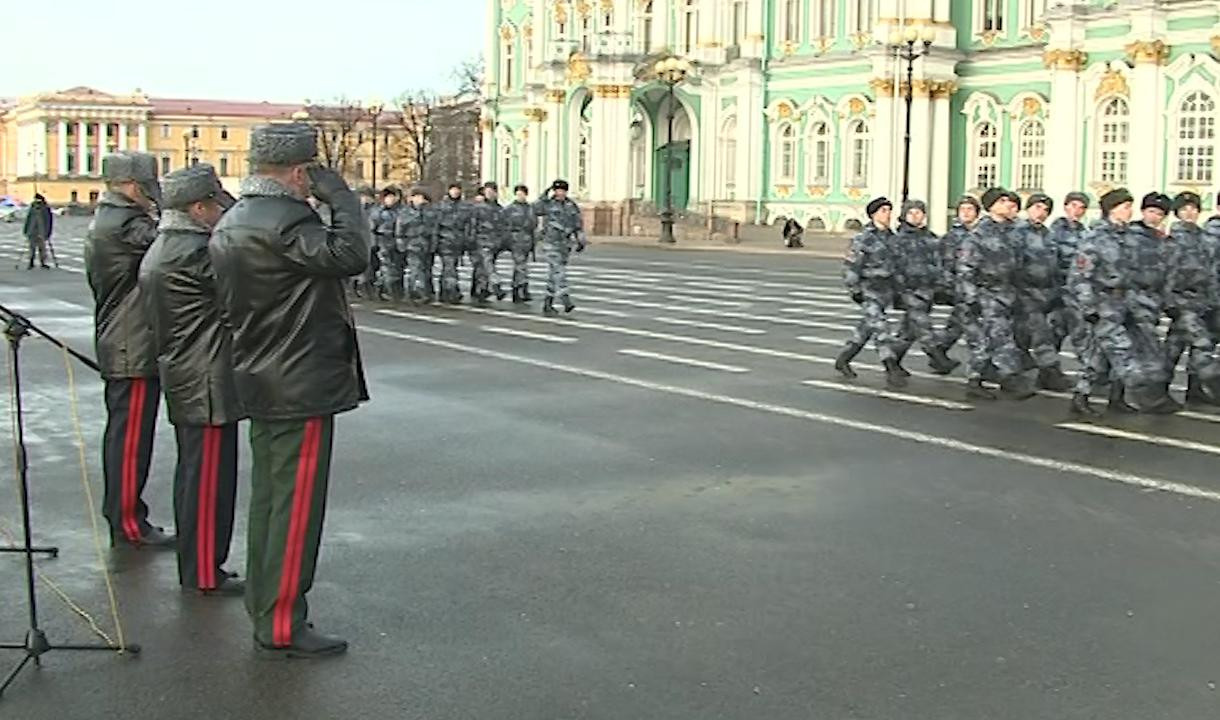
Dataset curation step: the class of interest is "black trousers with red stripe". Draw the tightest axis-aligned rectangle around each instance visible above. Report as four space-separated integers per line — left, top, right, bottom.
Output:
102 377 161 541
173 424 239 589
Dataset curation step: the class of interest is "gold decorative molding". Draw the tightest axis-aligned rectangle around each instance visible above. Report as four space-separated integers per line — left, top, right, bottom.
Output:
1212 35 1220 55
849 32 872 50
1026 24 1047 42
500 23 516 41
869 78 894 98
1042 48 1087 71
813 37 834 54
566 52 591 85
479 119 494 133
520 128 529 141
697 40 724 49
774 185 793 198
978 29 1001 46
545 89 567 103
745 33 766 42
1095 69 1130 101
522 23 533 39
553 0 568 25
846 187 865 201
910 79 932 98
598 0 613 13
878 17 954 29
523 107 548 122
591 83 633 99
929 80 958 99
1124 39 1170 65
808 186 828 198
781 40 798 57
1021 96 1042 117
848 97 866 115
776 101 795 119
575 0 591 17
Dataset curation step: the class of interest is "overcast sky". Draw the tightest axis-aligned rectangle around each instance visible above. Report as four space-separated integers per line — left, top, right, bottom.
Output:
6 0 485 102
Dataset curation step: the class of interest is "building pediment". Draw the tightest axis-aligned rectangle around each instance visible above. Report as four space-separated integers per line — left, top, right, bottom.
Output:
30 87 150 107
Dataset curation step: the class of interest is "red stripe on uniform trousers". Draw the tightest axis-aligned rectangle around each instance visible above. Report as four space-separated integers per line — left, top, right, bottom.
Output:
272 418 322 647
196 427 216 589
121 379 145 542
206 427 221 588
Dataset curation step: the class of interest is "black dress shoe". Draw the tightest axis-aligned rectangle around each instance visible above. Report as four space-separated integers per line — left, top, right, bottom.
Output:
188 571 246 598
111 526 176 550
255 627 348 660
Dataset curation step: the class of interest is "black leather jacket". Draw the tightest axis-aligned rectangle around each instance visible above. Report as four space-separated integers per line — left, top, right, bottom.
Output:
138 210 242 427
84 191 159 379
209 176 370 421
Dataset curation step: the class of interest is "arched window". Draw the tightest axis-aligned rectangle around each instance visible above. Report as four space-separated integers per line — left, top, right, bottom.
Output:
500 36 515 91
636 1 653 53
780 0 802 44
1096 97 1129 184
1175 91 1215 184
776 123 797 182
808 121 830 185
846 119 871 187
720 117 738 199
850 0 874 34
971 122 999 189
1016 120 1045 191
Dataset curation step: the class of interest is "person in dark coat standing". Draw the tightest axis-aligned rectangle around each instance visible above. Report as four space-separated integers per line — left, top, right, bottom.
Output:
138 164 245 596
84 152 175 549
210 124 369 658
22 193 54 269
782 217 804 248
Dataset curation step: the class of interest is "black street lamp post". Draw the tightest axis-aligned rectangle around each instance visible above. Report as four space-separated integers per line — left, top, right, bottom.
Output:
888 25 935 205
653 56 691 245
367 99 384 192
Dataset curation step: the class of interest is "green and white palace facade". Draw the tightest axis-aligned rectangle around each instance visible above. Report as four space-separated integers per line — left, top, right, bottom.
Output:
481 1 1220 234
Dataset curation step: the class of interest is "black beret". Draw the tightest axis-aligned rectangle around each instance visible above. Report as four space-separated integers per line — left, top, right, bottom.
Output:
1099 188 1134 215
1172 191 1201 212
866 196 892 216
1027 193 1053 212
1064 191 1090 208
248 123 317 166
552 179 570 191
1140 192 1170 212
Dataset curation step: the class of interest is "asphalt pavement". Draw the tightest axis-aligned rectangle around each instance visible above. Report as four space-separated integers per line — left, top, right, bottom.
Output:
0 217 1217 719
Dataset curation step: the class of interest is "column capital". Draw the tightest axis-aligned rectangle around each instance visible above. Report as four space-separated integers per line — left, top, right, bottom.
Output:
523 107 549 122
869 78 895 98
1124 39 1170 65
545 89 567 104
1042 48 1087 71
929 80 958 100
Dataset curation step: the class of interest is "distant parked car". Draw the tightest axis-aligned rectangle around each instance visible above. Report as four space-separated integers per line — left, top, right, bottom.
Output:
0 197 29 223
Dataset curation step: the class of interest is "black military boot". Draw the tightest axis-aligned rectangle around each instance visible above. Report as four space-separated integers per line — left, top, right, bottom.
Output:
892 347 913 378
521 283 533 302
255 627 348 660
1069 393 1102 418
1136 385 1183 415
494 283 507 301
1036 364 1073 392
1184 374 1218 406
980 364 1000 383
999 374 1036 400
543 297 559 317
966 378 997 401
883 359 908 389
563 297 576 313
1106 381 1138 414
1018 349 1037 372
834 343 863 379
925 346 960 375
511 286 525 304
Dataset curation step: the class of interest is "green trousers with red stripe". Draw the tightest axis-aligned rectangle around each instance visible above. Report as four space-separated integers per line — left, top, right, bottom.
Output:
245 416 334 647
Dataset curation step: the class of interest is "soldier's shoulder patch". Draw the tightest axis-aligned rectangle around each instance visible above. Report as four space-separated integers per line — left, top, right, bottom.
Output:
1075 254 1091 271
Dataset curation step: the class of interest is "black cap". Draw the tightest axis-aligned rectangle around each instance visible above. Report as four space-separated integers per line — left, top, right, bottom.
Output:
513 184 529 194
1027 193 1053 212
1140 192 1171 213
552 179 570 191
1172 191 1201 213
380 185 401 197
866 196 892 217
956 195 981 213
1064 191 1090 208
447 182 463 191
482 181 499 191
1099 188 1134 215
981 187 1019 211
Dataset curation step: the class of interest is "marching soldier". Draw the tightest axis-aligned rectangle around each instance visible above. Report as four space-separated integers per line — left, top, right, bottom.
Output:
210 124 370 657
1122 192 1172 410
1164 191 1220 404
470 181 507 303
370 186 404 301
1069 188 1177 416
835 197 905 387
355 186 378 297
1013 193 1072 391
503 184 538 303
436 183 473 304
1049 191 1090 355
138 165 243 594
533 179 585 316
396 187 438 304
85 151 174 549
958 188 1034 401
892 199 959 376
930 195 980 367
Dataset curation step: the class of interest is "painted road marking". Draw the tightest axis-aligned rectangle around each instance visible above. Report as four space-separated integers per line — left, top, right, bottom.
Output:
1056 422 1220 457
618 349 750 373
801 379 974 411
654 316 767 335
377 309 459 325
479 326 578 344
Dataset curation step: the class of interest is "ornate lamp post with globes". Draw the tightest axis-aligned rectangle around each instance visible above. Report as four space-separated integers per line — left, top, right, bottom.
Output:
887 25 936 204
653 55 692 245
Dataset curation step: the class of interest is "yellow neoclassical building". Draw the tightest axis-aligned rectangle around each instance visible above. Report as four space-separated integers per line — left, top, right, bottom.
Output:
0 87 419 205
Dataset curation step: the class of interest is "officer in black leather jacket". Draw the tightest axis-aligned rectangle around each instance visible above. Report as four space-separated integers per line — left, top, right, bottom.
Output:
209 123 368 658
84 151 174 549
138 164 244 595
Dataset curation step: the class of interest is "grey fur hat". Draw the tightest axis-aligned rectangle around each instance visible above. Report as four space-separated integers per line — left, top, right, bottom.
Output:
248 123 317 166
161 164 225 210
901 199 927 216
102 151 160 205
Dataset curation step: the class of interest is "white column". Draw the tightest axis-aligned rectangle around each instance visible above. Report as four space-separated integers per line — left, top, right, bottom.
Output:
871 89 898 203
56 120 68 177
739 66 765 218
1129 60 1166 188
137 123 148 151
928 90 952 234
908 89 933 204
118 123 129 151
34 120 49 175
603 95 633 202
1045 59 1083 206
481 121 495 181
96 122 107 172
654 0 671 50
76 121 88 176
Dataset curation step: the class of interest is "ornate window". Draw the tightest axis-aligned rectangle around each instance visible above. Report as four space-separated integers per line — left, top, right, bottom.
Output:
635 1 653 53
775 122 797 183
846 119 871 187
576 129 589 193
681 0 698 54
579 13 593 52
1175 91 1215 184
976 0 1004 33
1016 120 1045 191
501 141 513 186
850 0 874 34
811 1 835 39
731 0 747 47
1020 0 1046 28
1096 97 1129 184
969 122 999 189
779 0 802 44
500 35 515 91
720 116 738 199
808 121 830 185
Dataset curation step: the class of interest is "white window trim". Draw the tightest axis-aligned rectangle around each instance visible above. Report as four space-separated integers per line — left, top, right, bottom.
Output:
1093 96 1130 186
811 0 835 41
1170 88 1217 185
848 0 874 35
635 1 653 53
500 33 516 92
1018 0 1047 30
680 1 698 54
774 121 797 184
843 119 871 188
777 0 802 45
805 119 832 186
969 121 1001 191
974 0 1005 35
1014 119 1046 192
720 116 738 199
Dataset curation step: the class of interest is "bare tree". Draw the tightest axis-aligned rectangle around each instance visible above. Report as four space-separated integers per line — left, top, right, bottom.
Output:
393 91 436 183
302 97 365 177
452 56 485 97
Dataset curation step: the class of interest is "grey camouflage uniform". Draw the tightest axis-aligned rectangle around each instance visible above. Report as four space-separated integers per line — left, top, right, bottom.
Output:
842 222 899 362
1012 217 1063 370
1123 220 1169 369
369 203 403 299
934 220 974 351
1163 219 1220 382
532 194 585 303
434 196 473 303
892 220 944 359
957 215 1023 380
470 199 504 299
395 203 437 301
502 200 537 291
1049 215 1088 353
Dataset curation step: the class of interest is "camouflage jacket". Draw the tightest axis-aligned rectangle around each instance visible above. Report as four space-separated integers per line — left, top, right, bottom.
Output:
533 195 584 246
1071 218 1130 316
368 204 401 248
1013 218 1061 292
502 200 537 246
1164 220 1217 310
958 215 1021 305
843 222 897 296
1124 220 1168 300
1049 216 1087 281
394 204 436 252
893 222 942 292
434 197 473 251
471 199 504 248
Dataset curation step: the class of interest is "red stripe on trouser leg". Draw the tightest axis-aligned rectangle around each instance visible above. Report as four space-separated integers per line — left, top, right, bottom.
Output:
272 419 321 647
195 427 218 589
121 379 145 542
206 428 221 586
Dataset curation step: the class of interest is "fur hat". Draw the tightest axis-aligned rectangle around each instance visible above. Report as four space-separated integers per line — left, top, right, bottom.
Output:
866 196 892 217
248 123 317 167
160 164 225 210
1099 188 1134 215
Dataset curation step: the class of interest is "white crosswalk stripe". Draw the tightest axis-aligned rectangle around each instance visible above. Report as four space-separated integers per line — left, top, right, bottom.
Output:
801 379 975 410
619 349 750 373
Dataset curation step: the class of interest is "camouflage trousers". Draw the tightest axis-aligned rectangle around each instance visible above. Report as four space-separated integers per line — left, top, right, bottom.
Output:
1014 291 1060 370
1165 305 1220 381
510 241 533 289
467 242 495 299
542 241 571 301
964 292 1022 380
893 290 941 358
377 240 405 300
1073 297 1166 395
404 240 435 300
437 241 464 301
846 290 897 362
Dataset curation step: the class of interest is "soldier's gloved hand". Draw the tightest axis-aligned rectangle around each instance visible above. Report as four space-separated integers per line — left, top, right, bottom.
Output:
1084 310 1100 324
307 166 351 204
850 291 865 304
